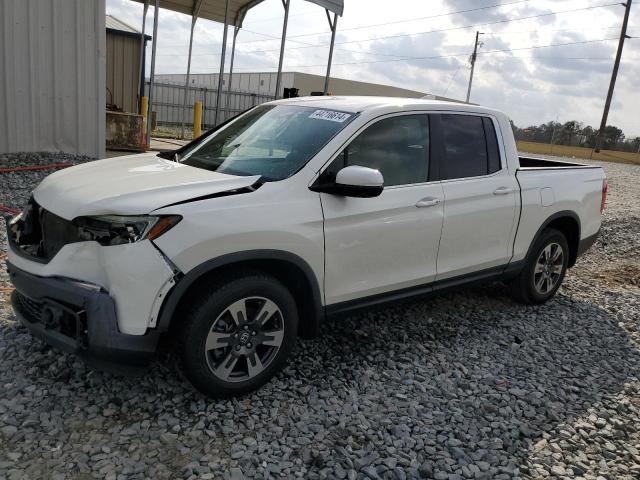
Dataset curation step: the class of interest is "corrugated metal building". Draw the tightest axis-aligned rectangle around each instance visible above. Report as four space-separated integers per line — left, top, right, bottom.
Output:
106 15 149 114
156 71 455 100
0 0 106 158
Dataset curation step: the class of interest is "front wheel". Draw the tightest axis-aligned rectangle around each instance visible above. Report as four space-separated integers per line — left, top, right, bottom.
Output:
510 228 569 304
177 272 298 398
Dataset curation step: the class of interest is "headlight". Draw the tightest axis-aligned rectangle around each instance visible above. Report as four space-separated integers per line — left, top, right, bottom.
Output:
73 215 181 246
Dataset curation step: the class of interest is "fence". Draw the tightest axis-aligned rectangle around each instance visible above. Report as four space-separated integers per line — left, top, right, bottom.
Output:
145 81 275 130
517 141 640 165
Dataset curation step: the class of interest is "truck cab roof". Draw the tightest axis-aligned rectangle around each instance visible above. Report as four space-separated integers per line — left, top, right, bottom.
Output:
269 95 503 117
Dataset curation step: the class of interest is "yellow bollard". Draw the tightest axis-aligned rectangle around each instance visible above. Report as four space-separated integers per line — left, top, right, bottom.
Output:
193 101 202 139
140 96 148 135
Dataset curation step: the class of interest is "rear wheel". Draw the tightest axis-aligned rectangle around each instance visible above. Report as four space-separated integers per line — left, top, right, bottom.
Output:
510 228 569 304
178 272 298 398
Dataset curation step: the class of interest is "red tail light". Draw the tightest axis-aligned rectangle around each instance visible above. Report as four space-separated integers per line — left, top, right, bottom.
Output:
600 179 608 214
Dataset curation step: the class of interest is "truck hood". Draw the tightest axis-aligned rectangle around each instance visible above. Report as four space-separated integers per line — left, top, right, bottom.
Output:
33 154 261 220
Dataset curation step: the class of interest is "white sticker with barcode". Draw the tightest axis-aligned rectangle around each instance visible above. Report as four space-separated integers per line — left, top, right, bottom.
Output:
309 109 351 123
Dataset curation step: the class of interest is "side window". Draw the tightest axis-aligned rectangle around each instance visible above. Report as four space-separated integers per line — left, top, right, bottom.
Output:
438 114 490 180
482 117 502 174
324 115 430 187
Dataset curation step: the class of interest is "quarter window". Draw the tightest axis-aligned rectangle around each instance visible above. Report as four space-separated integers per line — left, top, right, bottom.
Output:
483 117 502 174
329 115 430 186
437 114 501 180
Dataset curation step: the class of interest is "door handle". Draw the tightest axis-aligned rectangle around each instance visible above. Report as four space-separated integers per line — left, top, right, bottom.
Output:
416 197 441 208
493 187 515 195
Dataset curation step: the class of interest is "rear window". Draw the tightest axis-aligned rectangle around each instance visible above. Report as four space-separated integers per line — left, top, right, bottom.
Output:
436 114 501 180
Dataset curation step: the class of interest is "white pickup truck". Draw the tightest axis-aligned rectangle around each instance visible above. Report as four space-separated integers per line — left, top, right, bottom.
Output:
6 97 606 397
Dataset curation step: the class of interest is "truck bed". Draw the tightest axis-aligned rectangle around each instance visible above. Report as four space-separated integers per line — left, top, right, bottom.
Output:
518 156 600 170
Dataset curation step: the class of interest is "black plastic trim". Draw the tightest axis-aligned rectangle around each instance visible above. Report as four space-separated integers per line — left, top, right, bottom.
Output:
7 262 159 369
156 250 324 335
518 156 601 169
326 265 508 317
522 210 581 267
310 182 383 198
577 229 600 258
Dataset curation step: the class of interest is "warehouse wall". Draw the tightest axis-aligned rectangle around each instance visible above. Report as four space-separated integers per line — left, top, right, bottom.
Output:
106 31 141 114
292 72 426 98
155 71 433 99
156 72 295 98
0 0 106 158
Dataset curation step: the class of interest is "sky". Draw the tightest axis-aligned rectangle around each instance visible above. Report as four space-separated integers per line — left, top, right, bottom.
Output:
106 0 640 138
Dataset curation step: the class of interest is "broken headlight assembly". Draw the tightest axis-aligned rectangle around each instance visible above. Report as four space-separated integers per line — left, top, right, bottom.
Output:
73 215 181 246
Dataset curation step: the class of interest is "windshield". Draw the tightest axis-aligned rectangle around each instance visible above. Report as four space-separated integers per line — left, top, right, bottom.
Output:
180 104 356 181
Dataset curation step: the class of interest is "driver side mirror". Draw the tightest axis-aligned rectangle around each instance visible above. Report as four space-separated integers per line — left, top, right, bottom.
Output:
311 165 384 198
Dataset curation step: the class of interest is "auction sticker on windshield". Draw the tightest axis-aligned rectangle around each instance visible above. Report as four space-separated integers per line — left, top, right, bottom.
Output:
309 110 352 123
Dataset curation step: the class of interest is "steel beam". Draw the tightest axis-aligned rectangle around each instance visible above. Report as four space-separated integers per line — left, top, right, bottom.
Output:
274 0 290 99
146 0 160 145
180 1 204 139
137 0 149 110
225 26 240 116
214 0 230 126
323 10 337 95
180 18 197 139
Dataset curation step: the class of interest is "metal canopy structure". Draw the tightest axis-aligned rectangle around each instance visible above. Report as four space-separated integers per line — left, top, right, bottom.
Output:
131 0 266 26
133 0 344 144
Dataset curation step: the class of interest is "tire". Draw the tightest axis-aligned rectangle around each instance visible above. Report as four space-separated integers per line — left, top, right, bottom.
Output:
177 271 298 398
510 228 569 305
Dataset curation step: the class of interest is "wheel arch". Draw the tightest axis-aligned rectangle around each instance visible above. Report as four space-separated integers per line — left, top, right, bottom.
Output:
526 210 581 268
156 250 324 339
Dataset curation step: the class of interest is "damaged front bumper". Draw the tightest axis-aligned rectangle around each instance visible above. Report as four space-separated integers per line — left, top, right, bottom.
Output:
7 262 159 369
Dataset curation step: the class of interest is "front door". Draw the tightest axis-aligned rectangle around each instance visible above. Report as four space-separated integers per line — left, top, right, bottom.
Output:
319 113 445 306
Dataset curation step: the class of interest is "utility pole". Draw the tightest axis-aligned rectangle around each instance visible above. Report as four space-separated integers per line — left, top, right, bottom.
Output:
466 31 483 103
595 0 632 152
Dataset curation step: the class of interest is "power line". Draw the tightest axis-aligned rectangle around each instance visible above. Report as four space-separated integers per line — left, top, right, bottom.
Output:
157 29 427 61
227 37 622 71
246 0 533 40
482 25 622 36
443 64 466 96
158 35 620 65
232 1 619 47
171 54 634 75
156 1 621 62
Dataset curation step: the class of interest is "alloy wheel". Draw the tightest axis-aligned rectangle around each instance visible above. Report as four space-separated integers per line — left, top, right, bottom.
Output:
533 242 564 295
204 296 285 382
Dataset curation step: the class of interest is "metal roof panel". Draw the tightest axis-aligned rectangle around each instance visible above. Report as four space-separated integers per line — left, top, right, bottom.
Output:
106 14 141 33
129 0 267 26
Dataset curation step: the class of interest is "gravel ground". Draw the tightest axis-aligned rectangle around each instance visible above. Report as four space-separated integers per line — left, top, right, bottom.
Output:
0 153 639 480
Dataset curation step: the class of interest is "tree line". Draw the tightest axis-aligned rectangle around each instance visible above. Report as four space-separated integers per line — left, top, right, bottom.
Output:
511 120 640 153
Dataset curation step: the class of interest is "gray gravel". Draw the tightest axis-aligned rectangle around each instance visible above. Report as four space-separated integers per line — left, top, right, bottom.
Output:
1 153 639 480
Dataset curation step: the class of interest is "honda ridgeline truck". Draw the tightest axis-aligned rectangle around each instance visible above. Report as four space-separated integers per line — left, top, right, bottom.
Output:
6 97 606 397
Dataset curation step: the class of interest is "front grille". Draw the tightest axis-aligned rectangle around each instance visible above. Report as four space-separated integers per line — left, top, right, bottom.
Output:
15 292 44 322
14 292 86 341
40 209 78 260
8 199 78 262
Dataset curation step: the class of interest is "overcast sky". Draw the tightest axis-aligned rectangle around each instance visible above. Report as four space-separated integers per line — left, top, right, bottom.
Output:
106 0 640 138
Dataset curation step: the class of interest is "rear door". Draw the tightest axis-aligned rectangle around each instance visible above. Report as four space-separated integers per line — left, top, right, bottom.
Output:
319 113 444 305
431 113 519 280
